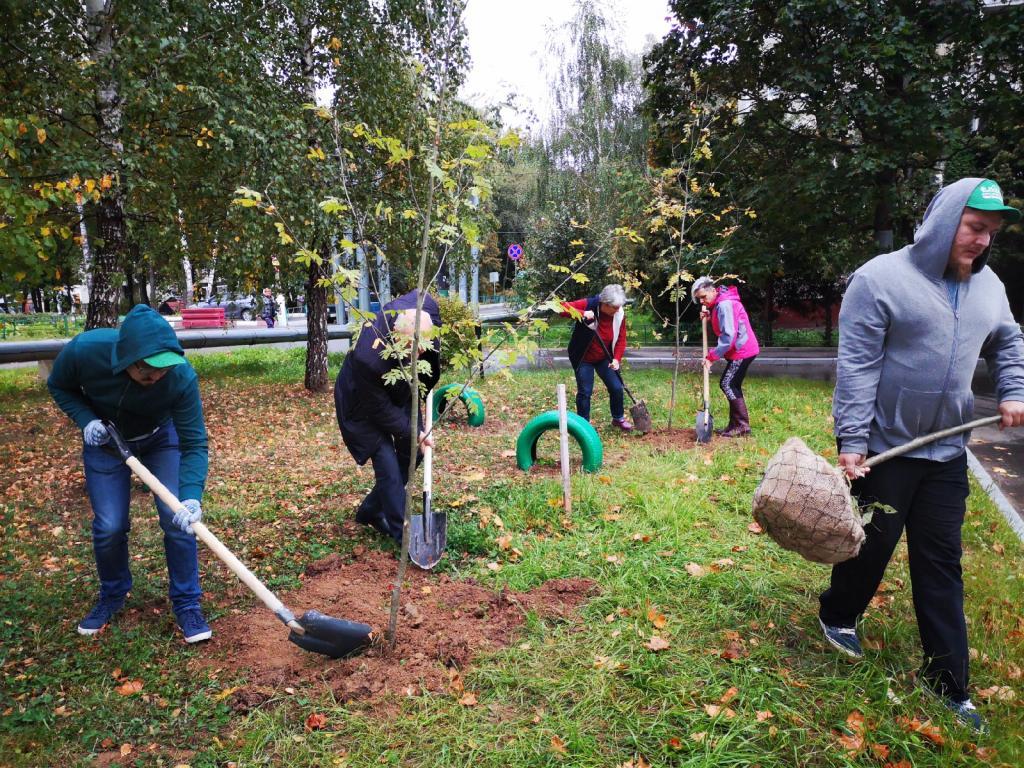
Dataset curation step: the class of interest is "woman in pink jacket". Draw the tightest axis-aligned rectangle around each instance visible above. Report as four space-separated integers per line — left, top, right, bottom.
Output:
692 277 760 437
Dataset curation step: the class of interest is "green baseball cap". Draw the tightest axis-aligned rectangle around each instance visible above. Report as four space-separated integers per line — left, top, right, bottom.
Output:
966 179 1021 223
142 350 187 368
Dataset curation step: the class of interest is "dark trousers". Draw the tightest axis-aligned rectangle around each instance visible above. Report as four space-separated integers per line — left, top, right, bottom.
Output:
819 452 970 701
358 437 413 541
574 359 625 421
719 356 754 401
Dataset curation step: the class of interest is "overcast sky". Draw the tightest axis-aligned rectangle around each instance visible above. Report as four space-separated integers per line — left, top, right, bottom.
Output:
459 0 674 131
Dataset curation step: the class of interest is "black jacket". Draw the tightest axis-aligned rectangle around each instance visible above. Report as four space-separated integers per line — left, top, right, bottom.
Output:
334 290 442 464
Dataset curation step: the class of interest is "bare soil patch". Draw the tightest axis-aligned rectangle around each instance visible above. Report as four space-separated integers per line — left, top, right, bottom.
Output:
198 548 597 707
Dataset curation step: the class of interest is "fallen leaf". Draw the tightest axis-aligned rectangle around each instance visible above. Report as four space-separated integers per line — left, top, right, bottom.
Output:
897 717 944 746
304 712 328 731
495 534 513 550
870 743 890 760
204 685 238 706
550 735 568 755
645 635 671 651
458 692 478 706
646 607 667 629
115 679 144 696
756 710 774 722
691 732 707 743
719 686 739 704
976 685 1014 701
486 561 502 572
836 732 864 755
120 743 133 757
748 521 764 534
667 736 683 750
685 562 706 578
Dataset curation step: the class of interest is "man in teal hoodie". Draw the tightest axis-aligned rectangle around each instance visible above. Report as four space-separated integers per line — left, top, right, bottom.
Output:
48 304 212 643
821 179 1024 732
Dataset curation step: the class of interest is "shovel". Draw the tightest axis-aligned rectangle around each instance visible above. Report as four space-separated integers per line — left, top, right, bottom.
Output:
579 318 653 433
103 422 372 659
696 315 713 443
409 390 446 569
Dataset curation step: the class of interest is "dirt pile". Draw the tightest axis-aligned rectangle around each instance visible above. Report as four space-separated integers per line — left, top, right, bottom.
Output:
200 548 596 704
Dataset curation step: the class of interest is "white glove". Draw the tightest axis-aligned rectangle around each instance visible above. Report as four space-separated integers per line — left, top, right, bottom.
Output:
83 419 110 446
172 499 202 534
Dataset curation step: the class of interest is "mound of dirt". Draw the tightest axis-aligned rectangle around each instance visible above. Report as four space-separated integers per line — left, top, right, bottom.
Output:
636 427 698 453
198 548 597 705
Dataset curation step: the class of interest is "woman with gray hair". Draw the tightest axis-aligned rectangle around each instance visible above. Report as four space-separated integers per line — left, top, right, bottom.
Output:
560 284 632 431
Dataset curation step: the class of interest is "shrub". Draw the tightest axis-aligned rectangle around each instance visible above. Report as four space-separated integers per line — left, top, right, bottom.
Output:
436 295 480 374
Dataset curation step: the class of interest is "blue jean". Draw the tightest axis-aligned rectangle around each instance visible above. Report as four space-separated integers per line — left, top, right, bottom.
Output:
574 359 624 421
82 422 201 615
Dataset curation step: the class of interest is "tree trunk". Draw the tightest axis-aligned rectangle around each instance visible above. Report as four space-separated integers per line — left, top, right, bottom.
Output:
124 257 136 307
83 0 126 330
304 245 331 392
760 276 775 347
873 172 895 251
299 12 330 392
822 282 836 346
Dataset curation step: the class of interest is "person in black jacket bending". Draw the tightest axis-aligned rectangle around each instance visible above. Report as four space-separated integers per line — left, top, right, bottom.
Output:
334 290 442 545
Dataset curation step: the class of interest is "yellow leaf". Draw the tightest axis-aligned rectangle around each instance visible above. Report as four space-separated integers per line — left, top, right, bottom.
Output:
36 128 46 144
328 36 342 51
119 743 133 756
213 686 241 702
458 692 478 706
175 84 188 92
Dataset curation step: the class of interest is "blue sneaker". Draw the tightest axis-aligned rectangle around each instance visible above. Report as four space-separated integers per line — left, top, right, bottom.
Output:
819 618 864 659
77 597 125 636
919 680 988 734
176 608 212 643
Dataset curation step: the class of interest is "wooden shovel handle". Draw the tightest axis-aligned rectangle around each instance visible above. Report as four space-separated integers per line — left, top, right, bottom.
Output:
103 422 302 631
701 317 710 405
863 415 1002 468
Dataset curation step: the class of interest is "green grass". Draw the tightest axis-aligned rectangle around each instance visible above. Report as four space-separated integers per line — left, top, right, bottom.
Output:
0 313 86 340
1 349 1021 767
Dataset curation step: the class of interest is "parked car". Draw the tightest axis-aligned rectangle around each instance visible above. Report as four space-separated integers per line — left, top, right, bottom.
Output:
196 293 258 321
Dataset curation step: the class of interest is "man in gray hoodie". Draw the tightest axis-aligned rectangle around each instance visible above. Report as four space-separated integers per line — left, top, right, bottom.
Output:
820 178 1024 732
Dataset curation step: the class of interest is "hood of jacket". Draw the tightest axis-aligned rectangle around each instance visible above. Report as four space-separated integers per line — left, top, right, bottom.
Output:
707 285 741 307
111 304 185 374
908 177 990 279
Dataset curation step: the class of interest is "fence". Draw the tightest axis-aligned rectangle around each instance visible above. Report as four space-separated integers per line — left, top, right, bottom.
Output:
0 313 86 340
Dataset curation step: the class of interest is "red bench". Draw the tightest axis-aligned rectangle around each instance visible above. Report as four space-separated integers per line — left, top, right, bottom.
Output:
181 307 227 329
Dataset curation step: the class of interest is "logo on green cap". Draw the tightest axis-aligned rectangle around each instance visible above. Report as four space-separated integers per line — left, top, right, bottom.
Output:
966 180 1021 223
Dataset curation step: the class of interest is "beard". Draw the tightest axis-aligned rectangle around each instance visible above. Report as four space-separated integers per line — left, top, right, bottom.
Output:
950 262 973 282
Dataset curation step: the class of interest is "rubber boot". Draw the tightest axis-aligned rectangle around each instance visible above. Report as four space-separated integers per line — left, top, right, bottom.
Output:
715 399 738 435
720 397 751 437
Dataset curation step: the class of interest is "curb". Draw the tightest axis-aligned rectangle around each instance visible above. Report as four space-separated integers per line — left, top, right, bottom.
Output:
966 448 1024 543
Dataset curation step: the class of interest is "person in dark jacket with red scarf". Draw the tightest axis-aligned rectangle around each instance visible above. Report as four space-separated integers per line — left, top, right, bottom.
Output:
692 277 760 437
334 290 442 545
560 283 631 431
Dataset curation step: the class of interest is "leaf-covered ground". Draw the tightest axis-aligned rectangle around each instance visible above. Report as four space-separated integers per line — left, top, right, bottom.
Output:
1 348 1022 767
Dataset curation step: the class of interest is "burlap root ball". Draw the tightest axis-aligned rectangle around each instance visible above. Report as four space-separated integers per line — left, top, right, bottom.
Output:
751 437 865 565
